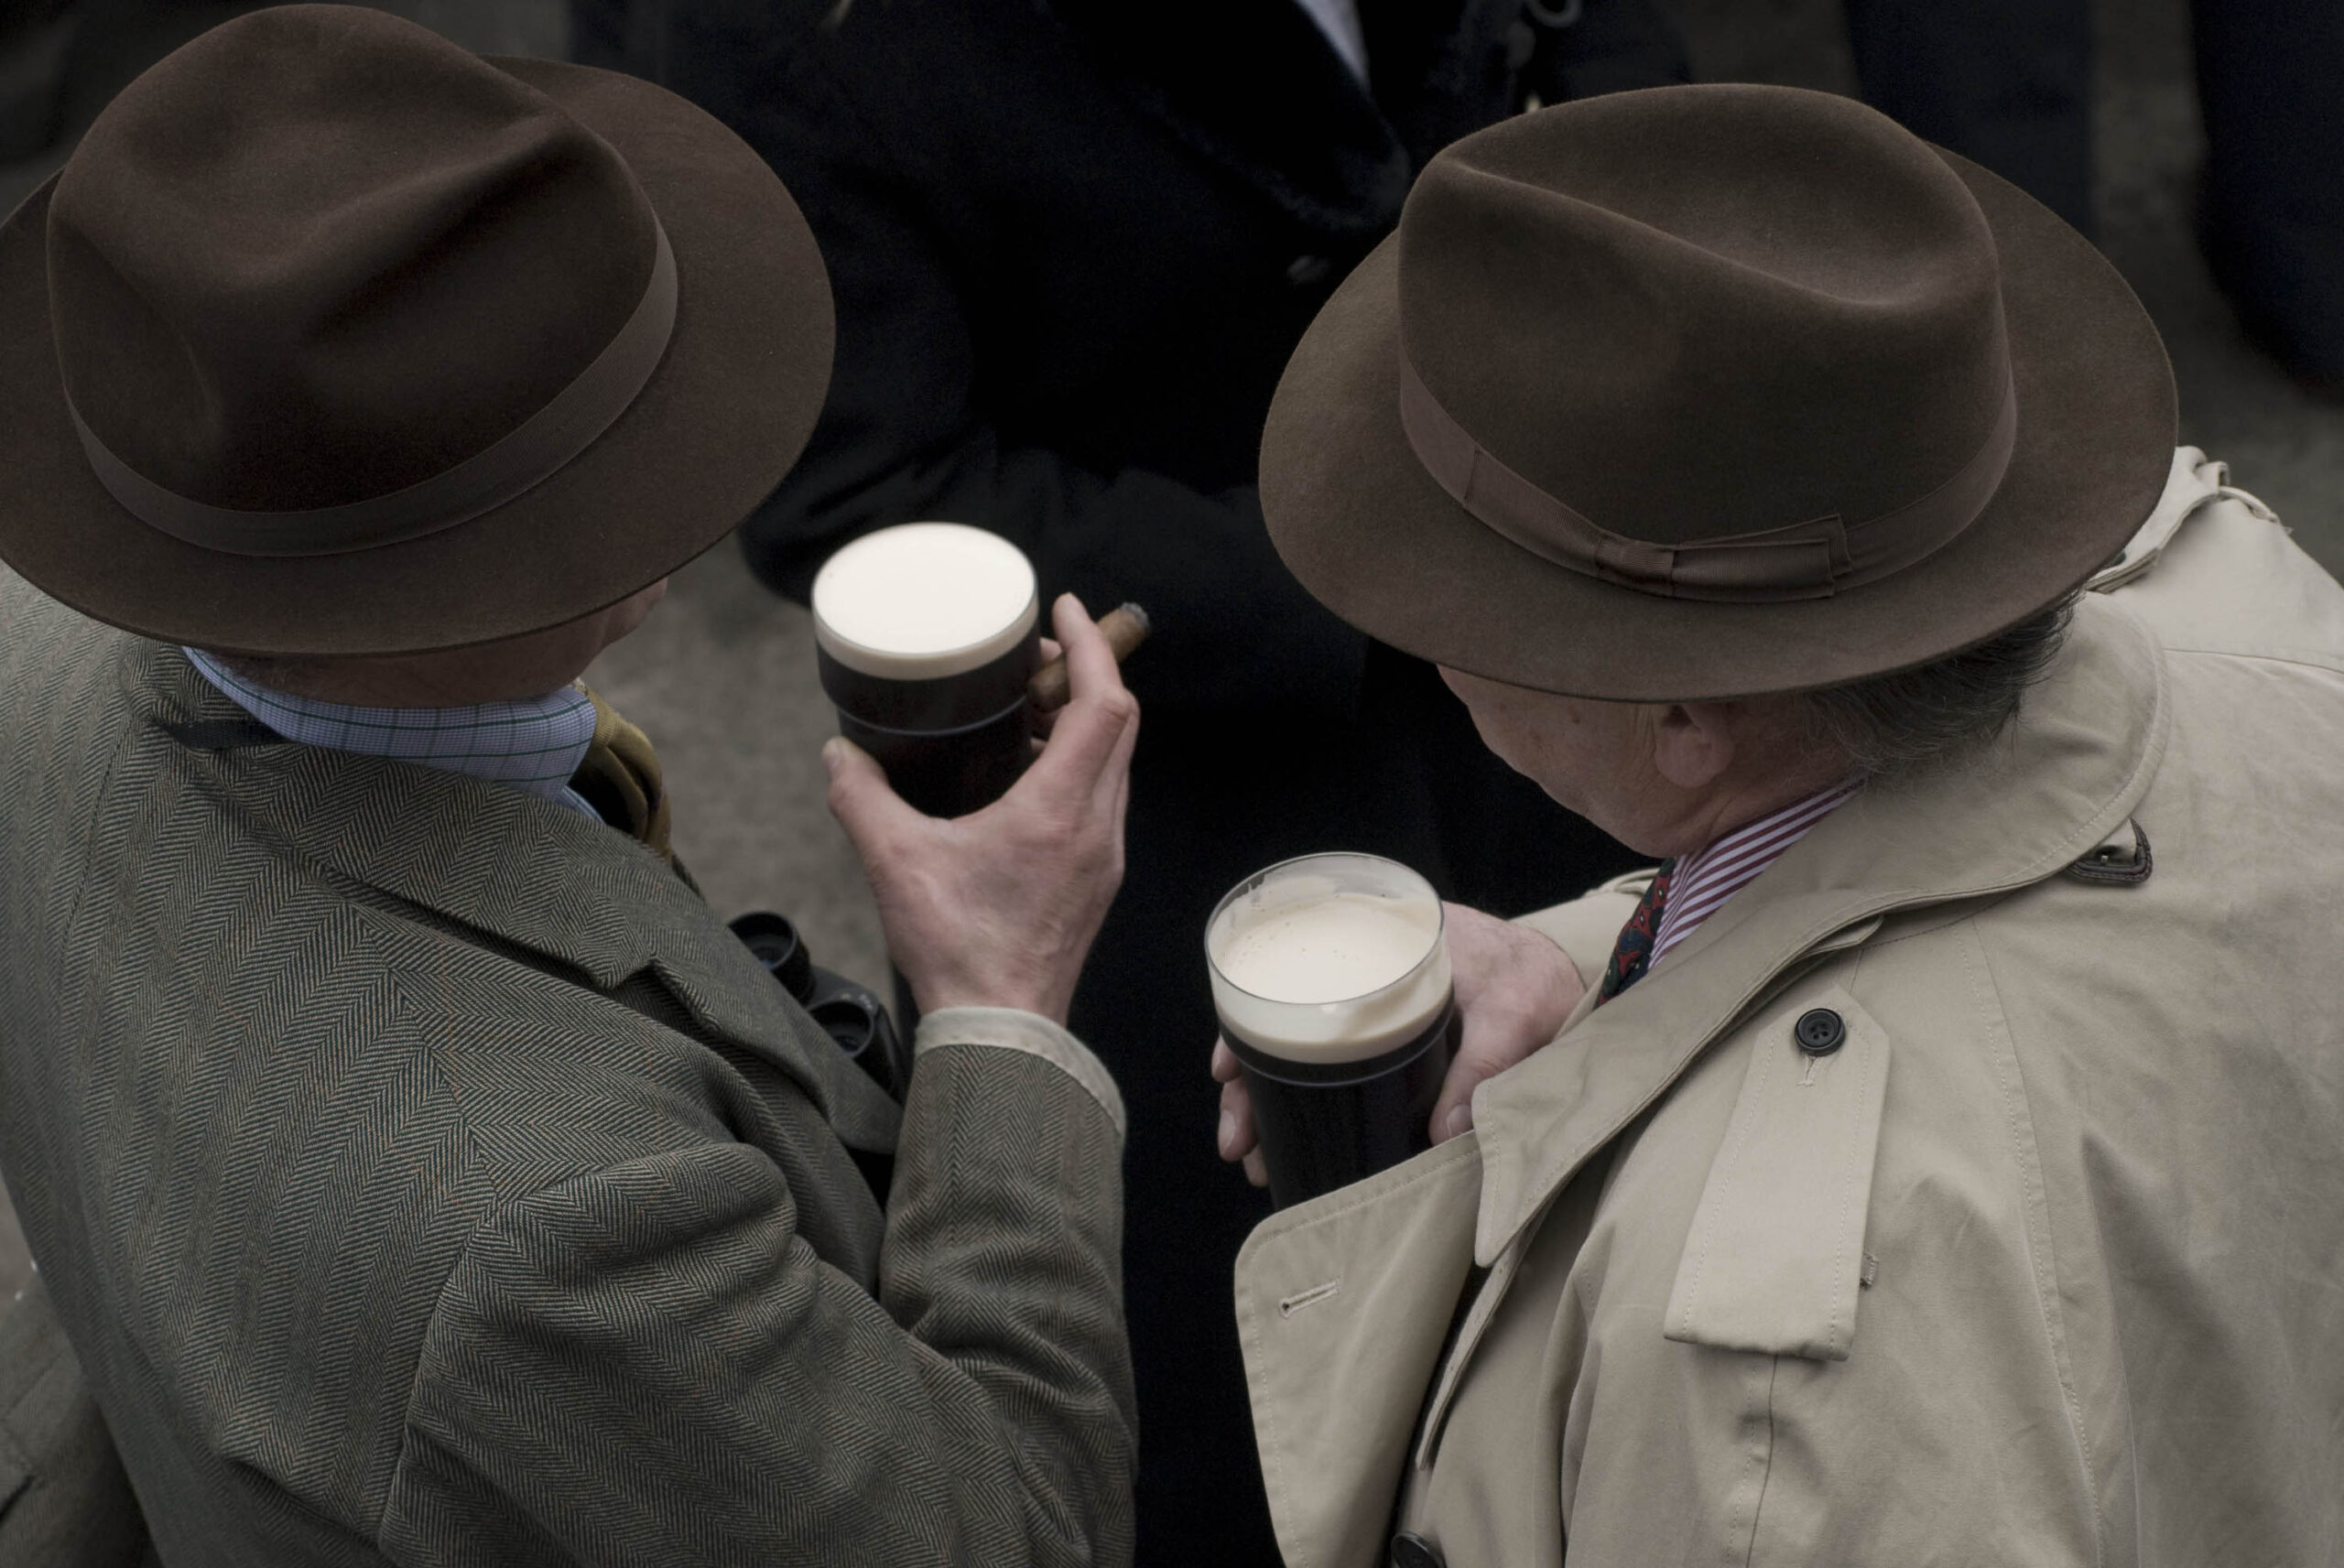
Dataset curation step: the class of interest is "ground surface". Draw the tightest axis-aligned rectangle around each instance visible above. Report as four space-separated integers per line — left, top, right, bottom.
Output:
3 0 2335 1299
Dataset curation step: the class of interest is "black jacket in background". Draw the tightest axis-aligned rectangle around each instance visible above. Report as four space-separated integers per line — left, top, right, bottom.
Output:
575 4 1680 1560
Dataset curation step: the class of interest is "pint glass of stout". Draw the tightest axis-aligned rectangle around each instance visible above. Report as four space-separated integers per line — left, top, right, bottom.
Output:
811 522 1040 820
1207 853 1459 1209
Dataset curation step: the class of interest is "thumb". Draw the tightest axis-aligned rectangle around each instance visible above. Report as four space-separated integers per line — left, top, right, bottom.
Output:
822 737 921 856
1428 1018 1527 1143
1429 1056 1500 1144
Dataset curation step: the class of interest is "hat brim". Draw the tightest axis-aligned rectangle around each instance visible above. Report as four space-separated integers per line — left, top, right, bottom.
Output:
0 57 833 655
1259 148 2177 701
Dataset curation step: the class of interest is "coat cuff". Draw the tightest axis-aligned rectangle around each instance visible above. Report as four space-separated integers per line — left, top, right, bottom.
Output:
914 1007 1126 1142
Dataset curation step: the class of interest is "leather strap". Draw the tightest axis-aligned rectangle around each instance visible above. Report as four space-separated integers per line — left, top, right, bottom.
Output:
1397 348 2018 601
571 682 672 861
66 218 678 558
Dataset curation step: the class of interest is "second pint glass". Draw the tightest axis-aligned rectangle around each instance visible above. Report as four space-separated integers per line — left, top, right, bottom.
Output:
1207 852 1458 1209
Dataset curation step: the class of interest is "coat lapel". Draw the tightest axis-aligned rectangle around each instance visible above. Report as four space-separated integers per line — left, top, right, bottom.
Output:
128 644 900 1152
1235 1133 1487 1568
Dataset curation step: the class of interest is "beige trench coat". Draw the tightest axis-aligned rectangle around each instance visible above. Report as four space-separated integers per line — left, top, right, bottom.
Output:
1234 449 2344 1567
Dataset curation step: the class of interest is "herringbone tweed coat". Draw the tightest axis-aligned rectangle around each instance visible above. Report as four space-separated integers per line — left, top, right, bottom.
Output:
0 570 1135 1566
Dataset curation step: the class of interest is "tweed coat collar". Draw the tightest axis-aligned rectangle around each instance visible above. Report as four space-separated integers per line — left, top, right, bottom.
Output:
126 641 900 1153
1468 591 2173 1263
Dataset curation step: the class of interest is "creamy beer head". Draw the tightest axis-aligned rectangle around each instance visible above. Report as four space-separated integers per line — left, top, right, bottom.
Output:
1207 853 1452 1064
810 523 1043 817
811 522 1038 679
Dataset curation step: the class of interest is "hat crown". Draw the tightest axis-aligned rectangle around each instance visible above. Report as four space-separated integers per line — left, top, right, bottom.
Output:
1397 85 2012 556
47 5 659 515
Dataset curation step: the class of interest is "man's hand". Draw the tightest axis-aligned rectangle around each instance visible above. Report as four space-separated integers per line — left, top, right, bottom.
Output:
1213 902 1586 1184
825 594 1139 1023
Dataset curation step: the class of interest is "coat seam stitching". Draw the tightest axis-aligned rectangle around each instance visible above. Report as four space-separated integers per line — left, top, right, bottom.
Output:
1732 1355 1779 1567
1832 949 1875 1353
2157 643 2344 676
1962 920 2107 1568
1236 1272 1301 1568
1824 1003 1872 1355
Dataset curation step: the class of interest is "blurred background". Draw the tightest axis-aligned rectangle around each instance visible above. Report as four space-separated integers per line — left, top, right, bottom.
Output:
2 0 2337 1296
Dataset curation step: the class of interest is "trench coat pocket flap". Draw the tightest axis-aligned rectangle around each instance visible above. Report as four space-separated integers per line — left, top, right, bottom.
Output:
1235 1136 1485 1568
1663 986 1890 1361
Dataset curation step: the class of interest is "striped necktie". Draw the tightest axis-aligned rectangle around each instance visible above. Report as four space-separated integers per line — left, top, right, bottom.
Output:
1595 862 1675 1005
570 684 672 860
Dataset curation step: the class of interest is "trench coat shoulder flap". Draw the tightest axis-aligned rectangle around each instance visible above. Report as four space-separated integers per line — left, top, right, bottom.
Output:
1469 587 2173 1284
2088 444 2273 595
120 642 900 1153
1234 1132 1486 1568
1406 922 1886 1476
1660 982 1889 1359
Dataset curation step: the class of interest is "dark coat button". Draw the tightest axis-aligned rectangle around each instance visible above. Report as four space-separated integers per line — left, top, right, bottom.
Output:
1286 254 1333 287
1392 1532 1446 1568
1794 1008 1847 1055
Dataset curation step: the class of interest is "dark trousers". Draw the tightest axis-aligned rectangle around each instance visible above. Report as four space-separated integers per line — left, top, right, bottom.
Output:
0 0 77 157
2193 0 2344 381
1843 0 2094 235
1847 0 2344 381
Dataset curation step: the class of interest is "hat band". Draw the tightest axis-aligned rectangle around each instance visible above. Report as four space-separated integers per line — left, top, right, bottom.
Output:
64 217 678 558
1397 349 2018 602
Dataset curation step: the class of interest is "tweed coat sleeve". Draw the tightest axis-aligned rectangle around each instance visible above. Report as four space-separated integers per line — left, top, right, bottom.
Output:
379 1044 1133 1567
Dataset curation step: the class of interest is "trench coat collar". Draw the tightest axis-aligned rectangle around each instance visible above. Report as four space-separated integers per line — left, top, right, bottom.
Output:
124 641 901 1152
1470 592 2172 1263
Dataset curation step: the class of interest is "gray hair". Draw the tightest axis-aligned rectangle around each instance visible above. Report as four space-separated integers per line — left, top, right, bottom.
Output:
1797 593 2079 777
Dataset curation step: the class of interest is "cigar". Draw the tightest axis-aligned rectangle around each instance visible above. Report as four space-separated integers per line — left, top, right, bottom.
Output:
1027 602 1150 712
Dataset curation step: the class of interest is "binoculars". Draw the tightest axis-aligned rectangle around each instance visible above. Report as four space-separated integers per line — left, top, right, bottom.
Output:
729 911 910 1102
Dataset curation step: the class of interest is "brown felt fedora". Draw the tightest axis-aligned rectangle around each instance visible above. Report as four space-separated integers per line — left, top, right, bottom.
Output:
0 4 833 655
1260 84 2178 701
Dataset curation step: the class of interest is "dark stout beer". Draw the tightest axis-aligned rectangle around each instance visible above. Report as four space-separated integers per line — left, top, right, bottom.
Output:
1207 853 1456 1209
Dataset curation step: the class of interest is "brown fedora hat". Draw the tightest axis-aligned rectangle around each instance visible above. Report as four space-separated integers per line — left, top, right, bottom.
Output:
0 4 832 655
1260 84 2177 701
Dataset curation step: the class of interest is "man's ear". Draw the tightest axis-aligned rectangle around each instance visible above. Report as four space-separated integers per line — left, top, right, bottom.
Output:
1651 701 1739 790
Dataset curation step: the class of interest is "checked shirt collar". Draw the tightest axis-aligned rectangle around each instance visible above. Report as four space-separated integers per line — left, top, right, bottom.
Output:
184 647 602 820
